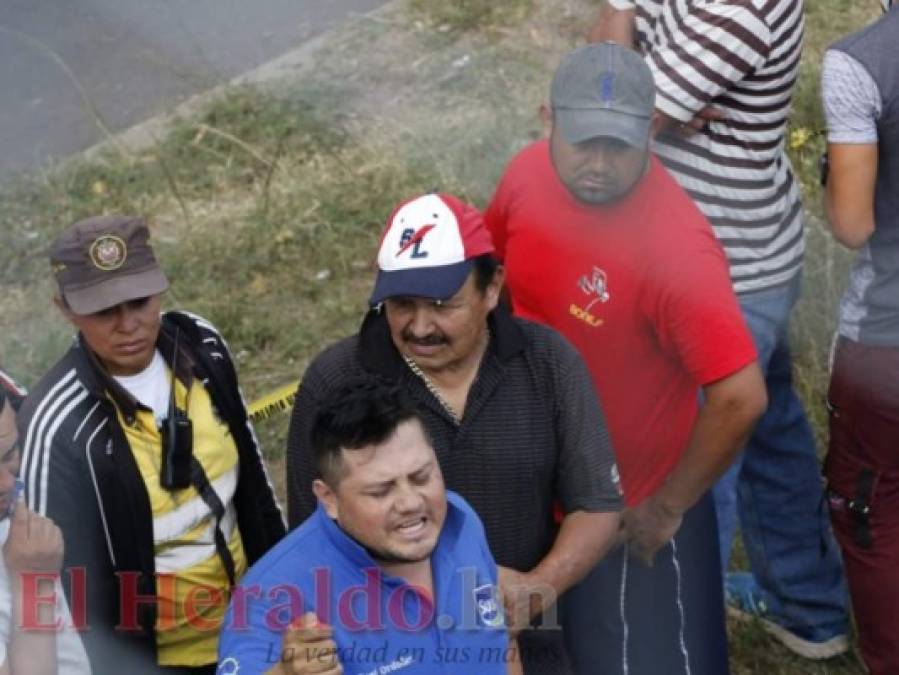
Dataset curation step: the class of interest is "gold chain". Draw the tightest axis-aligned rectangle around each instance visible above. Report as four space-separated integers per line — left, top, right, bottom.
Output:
402 329 490 426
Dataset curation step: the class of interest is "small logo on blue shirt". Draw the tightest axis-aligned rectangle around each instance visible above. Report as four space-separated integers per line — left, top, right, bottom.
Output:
473 584 505 628
218 657 240 675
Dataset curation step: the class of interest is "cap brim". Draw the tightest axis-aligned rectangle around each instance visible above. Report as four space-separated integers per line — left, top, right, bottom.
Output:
64 267 170 315
555 108 652 147
369 260 473 306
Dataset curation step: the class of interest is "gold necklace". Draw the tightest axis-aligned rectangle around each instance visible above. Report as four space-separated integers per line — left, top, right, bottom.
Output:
402 329 490 426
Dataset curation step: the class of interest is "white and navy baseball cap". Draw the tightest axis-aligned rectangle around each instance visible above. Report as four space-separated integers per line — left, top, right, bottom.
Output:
369 193 494 306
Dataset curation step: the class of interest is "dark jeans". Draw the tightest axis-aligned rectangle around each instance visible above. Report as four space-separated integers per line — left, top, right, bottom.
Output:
560 492 728 675
826 336 899 674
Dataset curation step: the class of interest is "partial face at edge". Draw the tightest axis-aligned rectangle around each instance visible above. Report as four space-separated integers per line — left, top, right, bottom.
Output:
313 418 448 565
0 398 21 518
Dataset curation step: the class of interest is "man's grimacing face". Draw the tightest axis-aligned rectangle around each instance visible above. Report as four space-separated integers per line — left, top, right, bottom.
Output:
313 418 448 565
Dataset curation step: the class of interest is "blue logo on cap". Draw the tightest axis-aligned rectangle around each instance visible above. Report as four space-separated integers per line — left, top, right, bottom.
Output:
600 72 615 107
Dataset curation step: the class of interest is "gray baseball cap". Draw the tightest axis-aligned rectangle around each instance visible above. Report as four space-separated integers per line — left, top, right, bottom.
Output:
551 42 656 148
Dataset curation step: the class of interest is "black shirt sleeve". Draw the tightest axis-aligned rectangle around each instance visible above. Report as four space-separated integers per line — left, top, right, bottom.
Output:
285 359 327 529
547 329 623 514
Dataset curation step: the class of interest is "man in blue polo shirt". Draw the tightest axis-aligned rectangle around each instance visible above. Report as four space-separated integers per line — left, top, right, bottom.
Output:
218 378 516 675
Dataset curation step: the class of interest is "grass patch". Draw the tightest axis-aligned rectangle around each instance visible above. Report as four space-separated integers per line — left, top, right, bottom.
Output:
406 0 535 35
0 0 882 671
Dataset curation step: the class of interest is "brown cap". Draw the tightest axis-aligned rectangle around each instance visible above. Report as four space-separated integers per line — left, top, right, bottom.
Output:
50 215 169 315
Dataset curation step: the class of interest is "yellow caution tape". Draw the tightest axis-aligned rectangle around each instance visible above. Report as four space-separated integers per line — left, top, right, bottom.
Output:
248 380 300 423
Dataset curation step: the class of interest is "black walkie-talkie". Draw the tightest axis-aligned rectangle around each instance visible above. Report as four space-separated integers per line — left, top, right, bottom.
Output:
160 326 193 490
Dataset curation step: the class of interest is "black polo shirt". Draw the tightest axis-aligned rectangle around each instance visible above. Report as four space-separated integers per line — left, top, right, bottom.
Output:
286 303 621 573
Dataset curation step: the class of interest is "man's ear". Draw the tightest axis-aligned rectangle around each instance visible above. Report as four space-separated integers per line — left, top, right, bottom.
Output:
312 479 339 520
648 111 664 141
485 265 506 312
539 104 553 139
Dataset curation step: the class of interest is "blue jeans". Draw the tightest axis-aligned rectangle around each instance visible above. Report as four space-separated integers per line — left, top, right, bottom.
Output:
712 275 849 640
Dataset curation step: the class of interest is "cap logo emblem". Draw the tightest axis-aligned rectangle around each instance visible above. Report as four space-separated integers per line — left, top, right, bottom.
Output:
89 235 128 271
600 72 615 107
396 224 435 259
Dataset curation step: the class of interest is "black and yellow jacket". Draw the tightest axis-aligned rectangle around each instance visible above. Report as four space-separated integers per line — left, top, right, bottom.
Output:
17 311 285 674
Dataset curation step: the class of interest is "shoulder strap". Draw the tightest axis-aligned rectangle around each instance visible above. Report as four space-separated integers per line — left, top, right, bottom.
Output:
190 457 237 587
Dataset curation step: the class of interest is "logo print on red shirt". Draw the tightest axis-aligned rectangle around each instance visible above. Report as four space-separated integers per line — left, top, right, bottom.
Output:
570 266 610 328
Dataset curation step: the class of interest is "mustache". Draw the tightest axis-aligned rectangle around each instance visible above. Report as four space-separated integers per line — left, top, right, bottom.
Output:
401 331 447 346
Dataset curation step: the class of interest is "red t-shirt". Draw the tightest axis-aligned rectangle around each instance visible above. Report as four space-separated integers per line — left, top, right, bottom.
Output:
485 140 756 506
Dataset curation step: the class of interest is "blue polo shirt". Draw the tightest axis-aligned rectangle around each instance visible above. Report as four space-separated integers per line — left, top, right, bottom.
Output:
218 491 509 675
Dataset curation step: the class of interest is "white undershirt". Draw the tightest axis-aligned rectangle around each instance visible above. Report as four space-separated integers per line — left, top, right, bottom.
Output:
113 350 171 423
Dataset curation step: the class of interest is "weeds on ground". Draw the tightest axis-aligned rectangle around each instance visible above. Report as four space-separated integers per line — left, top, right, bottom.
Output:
406 0 535 35
0 0 883 672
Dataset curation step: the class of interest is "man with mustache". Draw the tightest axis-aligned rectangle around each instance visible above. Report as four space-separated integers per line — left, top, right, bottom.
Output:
286 192 623 674
484 43 766 674
17 215 285 673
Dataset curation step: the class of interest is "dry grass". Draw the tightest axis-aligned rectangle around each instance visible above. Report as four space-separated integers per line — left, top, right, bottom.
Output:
0 0 883 672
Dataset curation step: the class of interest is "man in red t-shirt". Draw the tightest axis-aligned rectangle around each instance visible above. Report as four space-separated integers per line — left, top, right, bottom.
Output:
485 43 766 675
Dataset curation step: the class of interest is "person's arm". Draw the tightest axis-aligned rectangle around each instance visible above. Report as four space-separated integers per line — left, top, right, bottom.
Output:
285 363 329 529
4 504 64 675
636 4 770 131
499 332 622 627
826 145 878 249
623 362 766 564
622 228 766 564
506 637 523 675
18 400 151 672
587 0 635 46
821 49 881 250
220 569 339 675
498 511 619 629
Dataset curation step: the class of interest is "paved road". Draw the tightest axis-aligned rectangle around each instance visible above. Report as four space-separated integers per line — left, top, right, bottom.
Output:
0 0 387 180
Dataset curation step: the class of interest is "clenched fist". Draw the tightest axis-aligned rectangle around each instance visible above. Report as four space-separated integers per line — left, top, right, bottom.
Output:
267 612 343 675
3 502 64 574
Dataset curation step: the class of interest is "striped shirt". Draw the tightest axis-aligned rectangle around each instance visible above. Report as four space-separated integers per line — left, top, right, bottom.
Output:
611 0 806 293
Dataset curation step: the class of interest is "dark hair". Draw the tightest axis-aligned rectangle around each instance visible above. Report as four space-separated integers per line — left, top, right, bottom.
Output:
472 254 499 292
311 377 426 485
